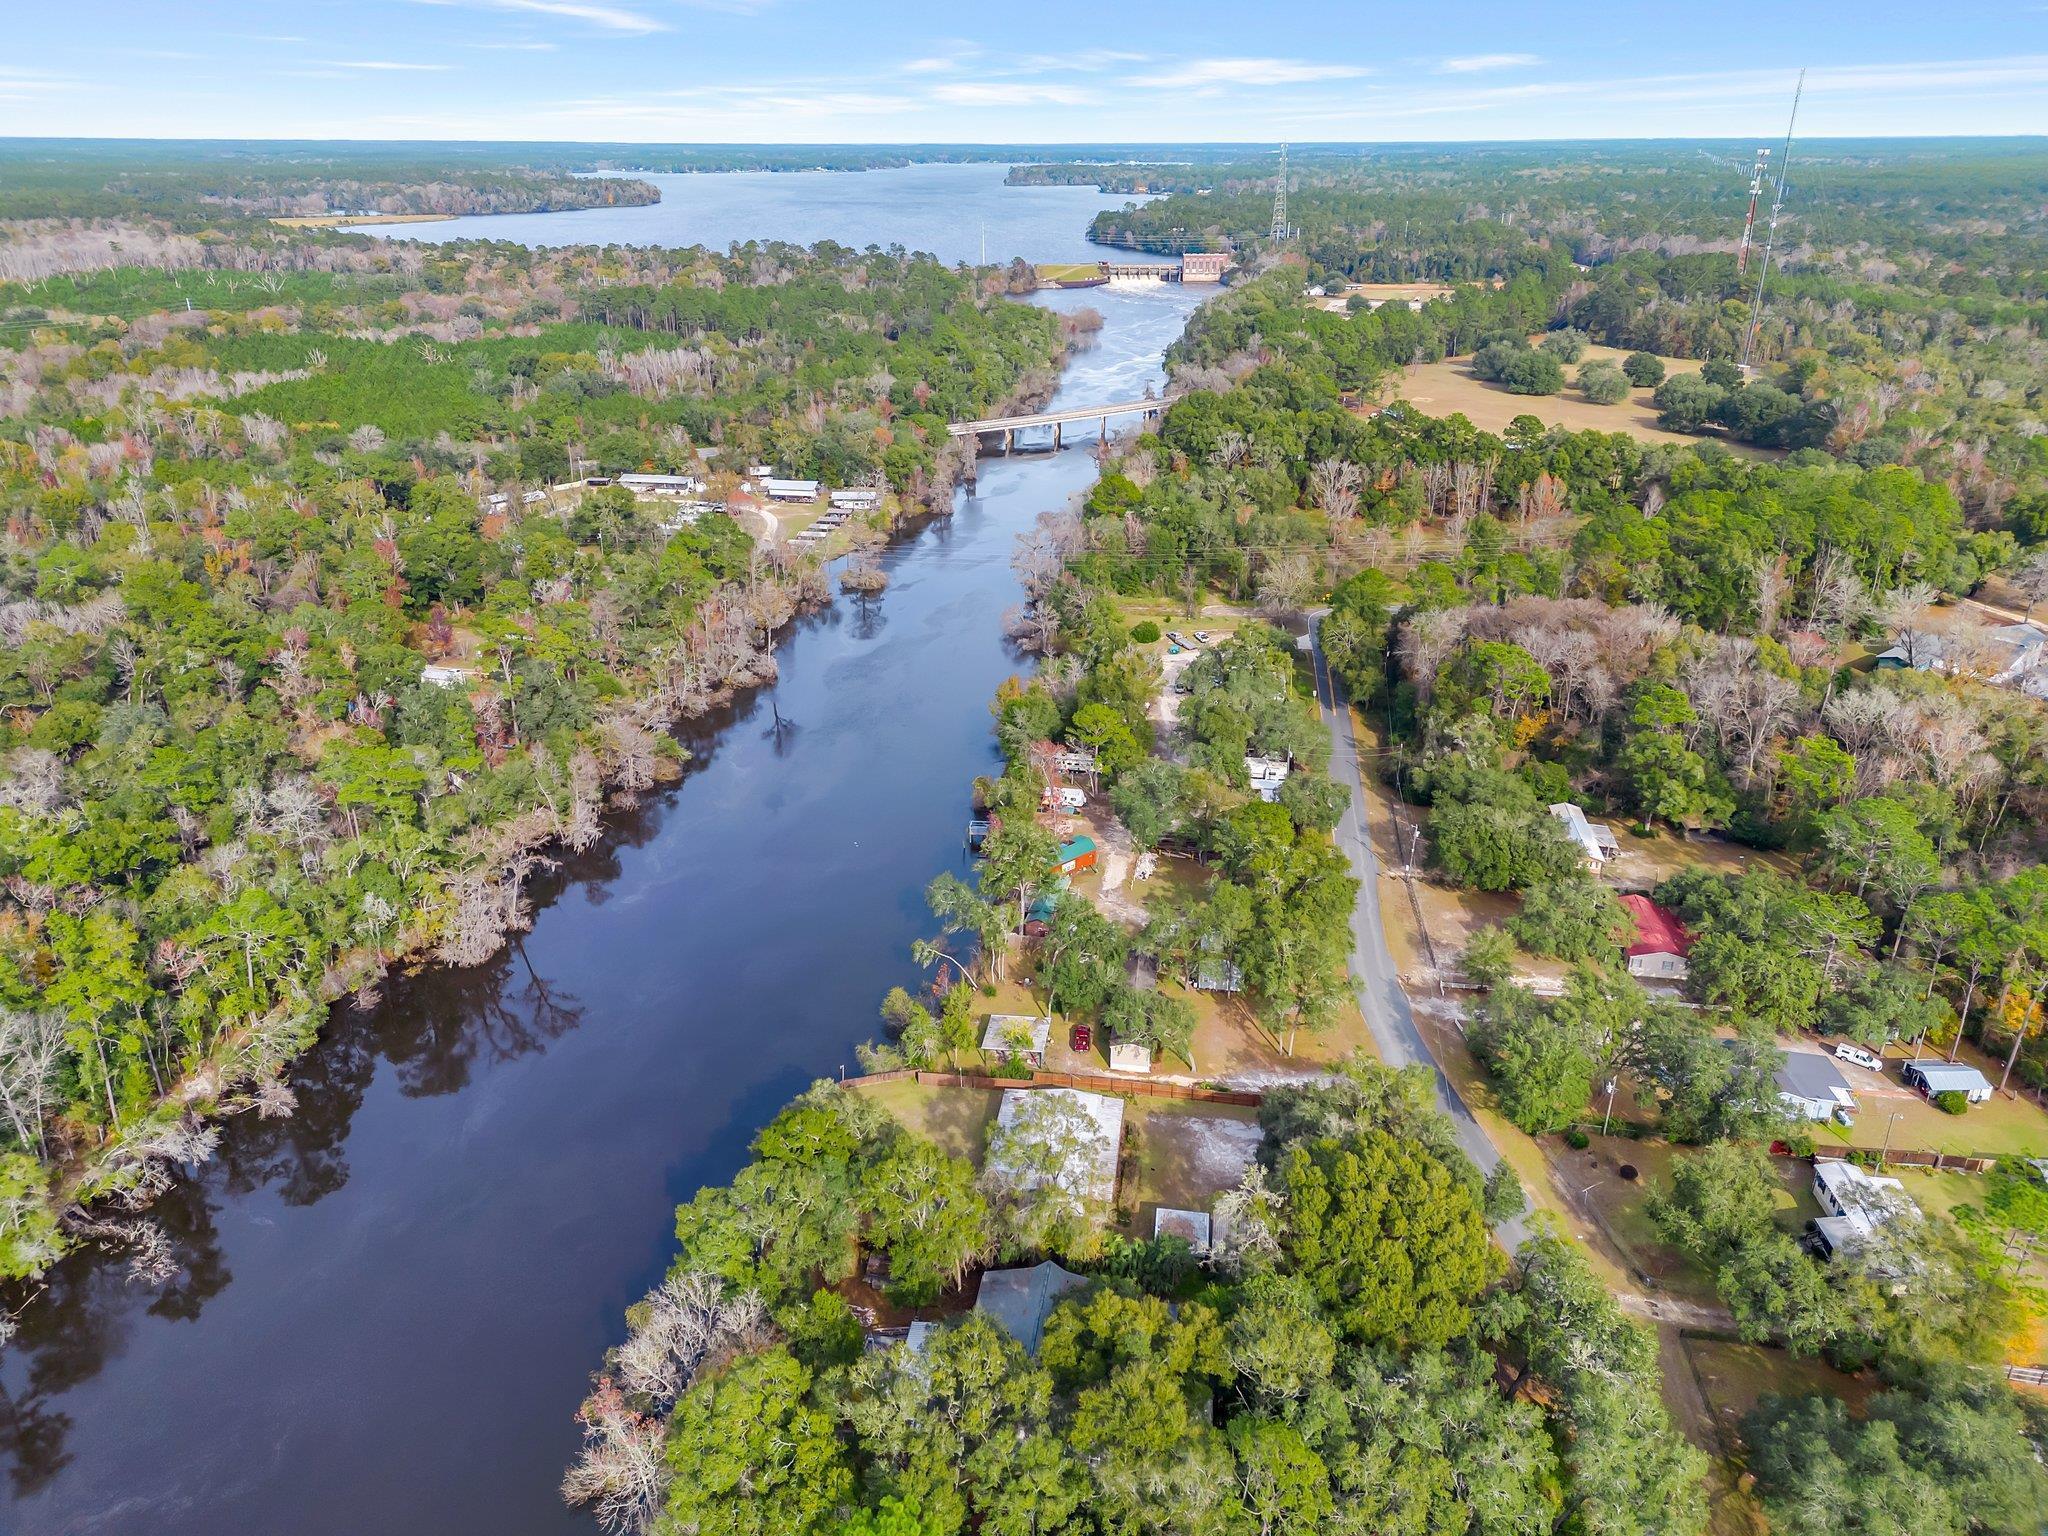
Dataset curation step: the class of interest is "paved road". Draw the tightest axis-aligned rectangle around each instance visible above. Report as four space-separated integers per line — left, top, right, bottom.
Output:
1309 621 1533 1251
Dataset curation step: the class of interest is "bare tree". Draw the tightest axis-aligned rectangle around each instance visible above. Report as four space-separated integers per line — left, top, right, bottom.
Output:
2012 547 2048 621
1306 458 1362 522
0 1010 67 1157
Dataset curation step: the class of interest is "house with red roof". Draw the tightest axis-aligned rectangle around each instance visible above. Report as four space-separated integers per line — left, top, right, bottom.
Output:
1620 894 1693 981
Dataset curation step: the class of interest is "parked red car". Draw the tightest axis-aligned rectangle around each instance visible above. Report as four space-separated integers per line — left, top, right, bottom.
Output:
1069 1024 1093 1054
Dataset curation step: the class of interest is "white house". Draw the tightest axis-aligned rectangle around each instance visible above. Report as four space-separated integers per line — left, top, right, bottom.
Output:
1810 1159 1917 1260
981 1014 1052 1064
1245 755 1292 803
618 472 705 496
1549 803 1620 868
762 477 821 502
1901 1060 1994 1104
1775 1051 1857 1121
420 664 476 689
830 487 882 511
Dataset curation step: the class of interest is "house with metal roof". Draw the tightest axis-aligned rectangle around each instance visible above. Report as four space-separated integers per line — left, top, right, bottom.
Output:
972 1261 1087 1354
1620 894 1693 980
1901 1059 1993 1104
987 1088 1124 1209
1775 1051 1857 1121
1549 803 1620 868
1810 1159 1917 1260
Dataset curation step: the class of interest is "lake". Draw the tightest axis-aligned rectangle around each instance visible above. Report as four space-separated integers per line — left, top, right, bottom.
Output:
0 169 1204 1536
362 162 1143 266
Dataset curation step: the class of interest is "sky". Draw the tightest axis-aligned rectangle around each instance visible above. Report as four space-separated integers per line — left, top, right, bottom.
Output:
5 1 2048 142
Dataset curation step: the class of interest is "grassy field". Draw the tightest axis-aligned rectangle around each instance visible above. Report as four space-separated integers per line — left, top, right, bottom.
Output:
852 1078 1000 1165
1387 344 1775 456
1036 261 1106 286
1804 1038 2048 1159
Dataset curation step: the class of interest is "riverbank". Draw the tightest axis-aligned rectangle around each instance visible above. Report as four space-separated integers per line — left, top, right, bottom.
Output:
0 279 1201 1536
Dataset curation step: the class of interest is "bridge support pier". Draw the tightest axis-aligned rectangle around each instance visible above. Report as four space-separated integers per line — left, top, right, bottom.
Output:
1003 427 1013 454
1052 420 1062 450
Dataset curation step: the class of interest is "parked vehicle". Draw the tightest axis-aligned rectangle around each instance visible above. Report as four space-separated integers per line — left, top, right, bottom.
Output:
1069 1024 1093 1053
1833 1043 1884 1072
1193 630 1214 644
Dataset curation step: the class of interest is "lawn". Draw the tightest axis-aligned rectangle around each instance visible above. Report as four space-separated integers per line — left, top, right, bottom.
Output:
853 1078 1000 1166
1683 1336 1875 1439
1385 346 1776 457
1803 1038 2048 1160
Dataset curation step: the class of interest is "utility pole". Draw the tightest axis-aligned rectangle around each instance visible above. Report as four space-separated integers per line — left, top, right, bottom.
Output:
1739 71 1804 372
1269 143 1290 243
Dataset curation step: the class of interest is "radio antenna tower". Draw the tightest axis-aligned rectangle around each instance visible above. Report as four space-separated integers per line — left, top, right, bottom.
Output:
1739 71 1804 371
1269 143 1290 242
1735 147 1770 276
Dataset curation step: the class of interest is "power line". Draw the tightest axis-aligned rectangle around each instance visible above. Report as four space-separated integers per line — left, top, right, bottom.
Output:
1739 70 1804 372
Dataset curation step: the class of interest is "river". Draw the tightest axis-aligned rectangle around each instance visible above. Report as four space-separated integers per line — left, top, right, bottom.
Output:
0 169 1204 1536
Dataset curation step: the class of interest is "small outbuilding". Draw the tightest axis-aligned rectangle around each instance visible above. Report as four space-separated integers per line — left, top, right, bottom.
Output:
1620 894 1693 980
1901 1060 1993 1104
1153 1207 1213 1249
420 664 475 689
1055 836 1098 875
982 1014 1052 1064
1107 1040 1152 1074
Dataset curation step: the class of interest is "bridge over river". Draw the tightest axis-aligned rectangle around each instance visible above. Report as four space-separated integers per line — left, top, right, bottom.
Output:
948 393 1182 452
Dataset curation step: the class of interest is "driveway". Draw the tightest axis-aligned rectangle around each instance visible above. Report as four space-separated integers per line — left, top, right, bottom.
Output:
1309 620 1532 1252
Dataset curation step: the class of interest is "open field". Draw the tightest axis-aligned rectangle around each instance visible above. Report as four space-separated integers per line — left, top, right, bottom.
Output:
1386 346 1775 457
1036 261 1106 286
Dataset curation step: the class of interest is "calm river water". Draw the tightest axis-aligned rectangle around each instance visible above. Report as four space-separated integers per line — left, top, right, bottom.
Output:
0 168 1203 1536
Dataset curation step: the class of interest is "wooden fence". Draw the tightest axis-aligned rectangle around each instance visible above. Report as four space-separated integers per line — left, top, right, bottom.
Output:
845 1067 1262 1108
1811 1147 1999 1174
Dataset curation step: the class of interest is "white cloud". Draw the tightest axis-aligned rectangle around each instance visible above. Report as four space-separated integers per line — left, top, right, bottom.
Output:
1127 57 1369 88
1438 53 1542 73
928 81 1094 107
404 0 671 35
466 40 559 50
324 60 460 72
902 55 962 74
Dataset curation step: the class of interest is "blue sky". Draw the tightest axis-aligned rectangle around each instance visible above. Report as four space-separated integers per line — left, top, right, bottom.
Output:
5 1 2047 141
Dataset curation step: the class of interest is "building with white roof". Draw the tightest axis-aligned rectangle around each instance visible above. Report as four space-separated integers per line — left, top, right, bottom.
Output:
1549 803 1619 868
981 1014 1051 1064
987 1088 1124 1209
1810 1159 1917 1260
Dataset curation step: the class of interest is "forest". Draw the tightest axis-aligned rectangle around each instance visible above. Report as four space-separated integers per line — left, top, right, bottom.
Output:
0 225 1066 1283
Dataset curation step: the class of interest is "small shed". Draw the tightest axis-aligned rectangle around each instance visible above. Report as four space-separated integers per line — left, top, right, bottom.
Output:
1620 894 1693 980
420 664 475 689
982 1014 1052 1063
1056 836 1098 875
1153 1207 1213 1248
1245 755 1292 803
1902 1060 1993 1104
1107 1041 1152 1074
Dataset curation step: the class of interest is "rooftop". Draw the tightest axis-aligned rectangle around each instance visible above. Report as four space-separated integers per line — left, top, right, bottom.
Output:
981 1013 1052 1057
973 1261 1086 1355
988 1088 1124 1208
1620 894 1693 958
1902 1060 1992 1094
1775 1050 1855 1107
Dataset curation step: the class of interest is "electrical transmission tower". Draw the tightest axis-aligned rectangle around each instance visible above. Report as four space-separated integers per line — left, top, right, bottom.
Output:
1735 147 1770 277
1270 143 1289 242
1739 71 1804 371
